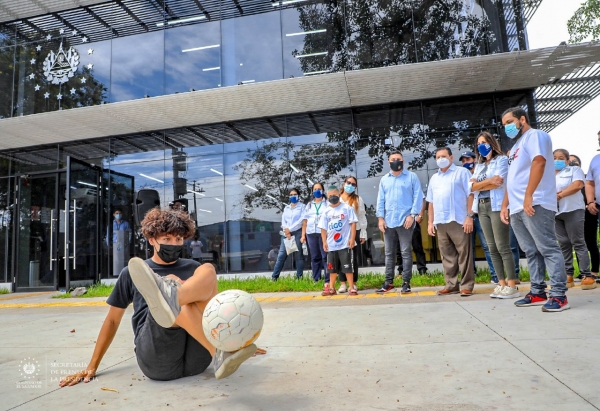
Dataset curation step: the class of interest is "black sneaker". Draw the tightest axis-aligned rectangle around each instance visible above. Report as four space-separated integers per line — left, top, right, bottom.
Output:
376 283 396 294
401 282 411 294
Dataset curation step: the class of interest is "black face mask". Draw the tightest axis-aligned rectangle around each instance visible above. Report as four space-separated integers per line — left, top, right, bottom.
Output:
390 160 403 172
156 243 184 263
328 195 340 205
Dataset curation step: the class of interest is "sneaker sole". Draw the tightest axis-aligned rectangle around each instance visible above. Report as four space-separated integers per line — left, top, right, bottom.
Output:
376 288 396 294
128 257 177 328
497 293 521 299
400 290 412 294
581 283 598 290
215 344 257 380
490 294 500 298
566 282 575 288
542 303 571 312
514 300 547 307
338 290 348 293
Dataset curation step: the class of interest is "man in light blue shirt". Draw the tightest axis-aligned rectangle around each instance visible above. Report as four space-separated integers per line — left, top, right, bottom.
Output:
271 188 306 280
375 151 423 294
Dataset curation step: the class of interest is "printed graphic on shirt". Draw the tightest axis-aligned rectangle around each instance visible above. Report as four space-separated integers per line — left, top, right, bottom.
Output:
318 204 358 252
508 148 520 165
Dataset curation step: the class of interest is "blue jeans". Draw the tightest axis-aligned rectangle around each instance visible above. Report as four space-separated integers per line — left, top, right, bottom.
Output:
306 233 328 282
271 230 305 279
510 206 567 297
509 225 521 277
473 215 496 277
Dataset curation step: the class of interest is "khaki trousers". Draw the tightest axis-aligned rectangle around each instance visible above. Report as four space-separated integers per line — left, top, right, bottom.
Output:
436 221 474 291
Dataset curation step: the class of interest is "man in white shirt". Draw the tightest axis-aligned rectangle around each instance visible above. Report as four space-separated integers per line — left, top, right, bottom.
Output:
500 107 569 312
426 147 475 296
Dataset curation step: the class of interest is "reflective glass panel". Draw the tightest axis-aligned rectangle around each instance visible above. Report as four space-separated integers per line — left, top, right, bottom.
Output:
165 20 222 93
221 11 283 87
0 46 14 119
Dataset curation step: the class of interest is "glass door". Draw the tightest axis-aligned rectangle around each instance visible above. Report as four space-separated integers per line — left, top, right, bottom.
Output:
65 157 101 290
15 173 63 291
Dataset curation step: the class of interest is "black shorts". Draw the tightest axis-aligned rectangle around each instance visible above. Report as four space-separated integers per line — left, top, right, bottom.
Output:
327 248 353 274
134 314 213 381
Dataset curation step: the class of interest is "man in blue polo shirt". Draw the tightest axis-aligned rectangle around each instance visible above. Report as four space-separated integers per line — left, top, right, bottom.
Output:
376 151 423 294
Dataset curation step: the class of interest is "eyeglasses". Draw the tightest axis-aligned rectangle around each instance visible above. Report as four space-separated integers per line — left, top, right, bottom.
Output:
345 182 357 187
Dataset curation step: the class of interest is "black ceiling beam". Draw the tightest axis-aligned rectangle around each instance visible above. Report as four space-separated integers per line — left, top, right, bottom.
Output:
266 119 283 137
51 12 85 39
191 0 211 20
184 127 214 145
232 0 244 14
115 0 149 32
226 122 249 140
308 113 321 133
150 0 177 19
83 6 119 37
22 19 47 37
536 109 573 116
536 95 592 104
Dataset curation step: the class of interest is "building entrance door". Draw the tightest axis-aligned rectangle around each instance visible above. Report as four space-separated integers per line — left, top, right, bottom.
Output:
14 158 100 291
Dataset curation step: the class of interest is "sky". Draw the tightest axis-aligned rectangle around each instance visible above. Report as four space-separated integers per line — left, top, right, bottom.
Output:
526 0 600 171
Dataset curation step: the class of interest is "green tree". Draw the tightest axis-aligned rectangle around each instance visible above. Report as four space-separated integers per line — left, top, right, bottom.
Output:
568 0 600 43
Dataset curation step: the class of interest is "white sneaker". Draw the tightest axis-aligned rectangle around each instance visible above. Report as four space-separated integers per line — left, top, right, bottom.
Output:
338 283 347 293
213 344 257 380
498 286 520 299
490 285 503 298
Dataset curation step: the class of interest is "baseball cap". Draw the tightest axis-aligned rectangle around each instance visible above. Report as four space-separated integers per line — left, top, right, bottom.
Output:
459 151 476 161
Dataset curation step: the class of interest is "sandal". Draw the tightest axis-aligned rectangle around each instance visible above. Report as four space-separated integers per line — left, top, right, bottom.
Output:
349 287 358 296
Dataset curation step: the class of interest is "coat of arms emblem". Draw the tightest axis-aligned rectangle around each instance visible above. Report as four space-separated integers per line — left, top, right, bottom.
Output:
43 42 80 84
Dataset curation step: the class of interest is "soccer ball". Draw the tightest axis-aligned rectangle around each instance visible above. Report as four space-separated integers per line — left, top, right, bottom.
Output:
202 289 264 352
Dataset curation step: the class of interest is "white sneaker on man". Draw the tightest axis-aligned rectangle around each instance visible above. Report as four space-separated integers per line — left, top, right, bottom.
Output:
497 286 520 299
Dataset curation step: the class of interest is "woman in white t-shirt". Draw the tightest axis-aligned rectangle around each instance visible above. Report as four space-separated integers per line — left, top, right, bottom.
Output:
337 176 367 294
554 148 590 288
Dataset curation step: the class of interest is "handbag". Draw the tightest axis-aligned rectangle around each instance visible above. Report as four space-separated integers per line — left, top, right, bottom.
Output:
283 237 299 255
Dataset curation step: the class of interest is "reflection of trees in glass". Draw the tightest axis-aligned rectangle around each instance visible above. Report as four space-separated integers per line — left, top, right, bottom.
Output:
13 34 107 116
234 141 352 213
294 0 497 74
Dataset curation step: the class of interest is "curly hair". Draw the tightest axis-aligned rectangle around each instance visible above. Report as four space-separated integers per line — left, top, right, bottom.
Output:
140 208 196 239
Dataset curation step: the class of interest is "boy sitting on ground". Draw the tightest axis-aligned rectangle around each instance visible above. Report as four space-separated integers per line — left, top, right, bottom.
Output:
60 208 263 387
319 185 358 296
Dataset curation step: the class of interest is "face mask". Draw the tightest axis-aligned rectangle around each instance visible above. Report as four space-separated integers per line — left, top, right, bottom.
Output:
344 184 356 194
156 243 183 263
478 143 492 157
313 190 323 199
554 160 566 171
390 160 403 172
328 195 340 205
289 195 299 204
569 161 580 167
505 122 520 139
114 214 122 220
437 157 451 169
463 163 474 170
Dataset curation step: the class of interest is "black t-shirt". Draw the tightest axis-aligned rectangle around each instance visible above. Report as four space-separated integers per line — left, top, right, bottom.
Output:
106 258 201 338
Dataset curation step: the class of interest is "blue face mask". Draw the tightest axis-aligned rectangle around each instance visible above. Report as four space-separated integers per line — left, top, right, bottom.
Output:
114 214 122 220
463 163 474 170
344 184 356 194
289 195 299 204
554 160 566 171
504 123 520 139
313 190 323 199
478 143 492 157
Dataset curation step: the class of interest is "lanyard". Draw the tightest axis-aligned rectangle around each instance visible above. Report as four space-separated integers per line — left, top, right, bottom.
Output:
314 201 323 216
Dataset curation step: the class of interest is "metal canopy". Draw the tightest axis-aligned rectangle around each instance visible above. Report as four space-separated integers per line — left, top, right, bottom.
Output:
0 42 599 151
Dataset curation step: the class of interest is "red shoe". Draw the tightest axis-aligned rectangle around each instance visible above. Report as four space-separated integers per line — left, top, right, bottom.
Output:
321 284 337 296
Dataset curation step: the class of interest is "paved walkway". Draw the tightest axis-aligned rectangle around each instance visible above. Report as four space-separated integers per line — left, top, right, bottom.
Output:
2 285 600 411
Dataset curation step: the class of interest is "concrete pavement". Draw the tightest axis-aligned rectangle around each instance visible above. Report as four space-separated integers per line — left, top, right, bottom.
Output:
2 286 600 411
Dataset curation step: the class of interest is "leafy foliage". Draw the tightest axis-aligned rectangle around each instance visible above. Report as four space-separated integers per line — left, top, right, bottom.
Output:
568 0 600 43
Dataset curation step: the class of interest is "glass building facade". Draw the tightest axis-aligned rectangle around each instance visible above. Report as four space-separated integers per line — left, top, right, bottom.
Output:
0 0 537 290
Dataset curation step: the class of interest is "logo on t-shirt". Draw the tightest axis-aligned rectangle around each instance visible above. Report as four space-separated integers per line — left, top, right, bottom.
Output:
508 148 520 165
333 233 343 243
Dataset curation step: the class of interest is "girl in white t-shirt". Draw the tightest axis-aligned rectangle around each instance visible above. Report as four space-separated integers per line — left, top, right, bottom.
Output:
337 176 368 294
554 149 590 288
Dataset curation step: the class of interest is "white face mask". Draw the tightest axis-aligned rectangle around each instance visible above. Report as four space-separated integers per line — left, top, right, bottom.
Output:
436 157 451 169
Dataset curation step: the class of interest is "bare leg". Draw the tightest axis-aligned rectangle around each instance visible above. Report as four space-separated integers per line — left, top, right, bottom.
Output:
175 302 217 356
346 273 355 290
178 264 218 306
329 273 337 290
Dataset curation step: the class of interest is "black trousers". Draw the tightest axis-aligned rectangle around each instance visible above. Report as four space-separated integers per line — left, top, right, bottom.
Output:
339 229 361 283
396 222 427 273
582 209 600 273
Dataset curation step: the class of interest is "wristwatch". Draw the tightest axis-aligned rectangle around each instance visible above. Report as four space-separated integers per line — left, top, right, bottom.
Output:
467 213 475 218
